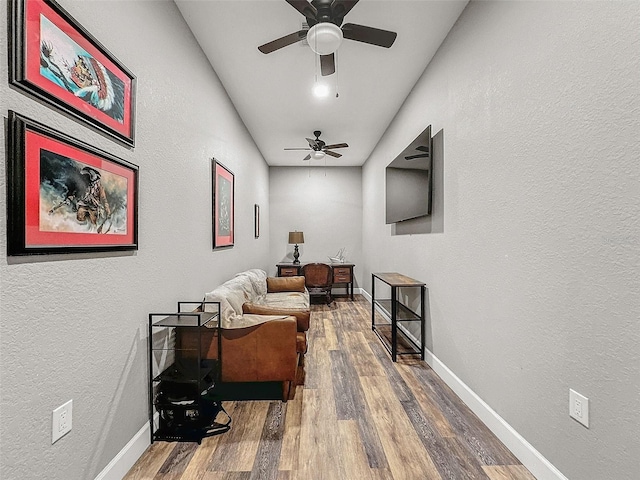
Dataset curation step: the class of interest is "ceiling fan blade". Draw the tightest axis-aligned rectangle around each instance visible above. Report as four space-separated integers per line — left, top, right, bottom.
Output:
306 137 319 149
302 154 312 161
341 23 397 48
325 150 342 158
331 0 359 20
415 145 429 153
405 154 429 160
258 30 307 54
320 53 335 76
323 143 348 149
286 0 317 18
284 148 311 151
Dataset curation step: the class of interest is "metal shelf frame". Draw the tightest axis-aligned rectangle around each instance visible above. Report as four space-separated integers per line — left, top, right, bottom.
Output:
148 301 222 444
371 273 426 362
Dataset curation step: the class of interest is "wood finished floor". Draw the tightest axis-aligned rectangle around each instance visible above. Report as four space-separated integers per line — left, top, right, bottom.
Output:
125 296 536 480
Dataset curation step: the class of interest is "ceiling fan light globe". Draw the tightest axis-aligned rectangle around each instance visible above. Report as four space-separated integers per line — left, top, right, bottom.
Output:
311 150 326 160
307 23 343 55
313 83 330 97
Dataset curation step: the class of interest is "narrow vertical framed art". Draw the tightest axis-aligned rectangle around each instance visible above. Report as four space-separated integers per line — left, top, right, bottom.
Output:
254 204 260 238
212 159 234 249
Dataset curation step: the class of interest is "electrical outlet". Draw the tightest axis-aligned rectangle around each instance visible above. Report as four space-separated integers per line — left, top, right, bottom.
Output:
52 399 73 444
569 389 589 428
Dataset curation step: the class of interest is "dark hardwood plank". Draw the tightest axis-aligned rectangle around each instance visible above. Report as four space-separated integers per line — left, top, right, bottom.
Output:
330 350 359 420
368 339 415 402
329 350 389 469
123 441 175 479
408 364 521 466
157 442 197 475
249 401 286 480
207 402 269 472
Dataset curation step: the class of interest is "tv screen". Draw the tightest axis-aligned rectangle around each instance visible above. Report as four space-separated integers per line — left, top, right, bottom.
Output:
385 125 432 224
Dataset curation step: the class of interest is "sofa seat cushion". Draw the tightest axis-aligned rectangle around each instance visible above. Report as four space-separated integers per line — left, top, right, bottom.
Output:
242 303 310 331
262 291 309 310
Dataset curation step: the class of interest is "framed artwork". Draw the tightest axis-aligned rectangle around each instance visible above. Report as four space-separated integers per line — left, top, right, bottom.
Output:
9 0 136 146
212 160 234 249
6 111 139 256
254 204 260 238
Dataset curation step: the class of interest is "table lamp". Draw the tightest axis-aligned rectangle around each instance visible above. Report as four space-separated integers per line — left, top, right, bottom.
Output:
288 231 305 264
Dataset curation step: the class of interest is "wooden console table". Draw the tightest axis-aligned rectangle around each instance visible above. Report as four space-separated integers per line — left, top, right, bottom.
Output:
276 262 355 300
371 272 426 362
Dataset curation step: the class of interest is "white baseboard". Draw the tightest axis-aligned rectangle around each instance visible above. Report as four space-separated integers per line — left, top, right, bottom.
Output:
425 351 567 480
361 290 567 480
94 420 151 480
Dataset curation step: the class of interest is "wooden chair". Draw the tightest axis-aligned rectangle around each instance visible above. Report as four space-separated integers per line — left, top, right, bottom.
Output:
302 263 333 305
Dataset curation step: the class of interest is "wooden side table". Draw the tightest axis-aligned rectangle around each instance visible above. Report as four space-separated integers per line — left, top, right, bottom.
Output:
276 262 355 300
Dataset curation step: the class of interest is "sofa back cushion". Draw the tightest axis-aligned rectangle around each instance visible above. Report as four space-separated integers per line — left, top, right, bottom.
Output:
266 276 306 293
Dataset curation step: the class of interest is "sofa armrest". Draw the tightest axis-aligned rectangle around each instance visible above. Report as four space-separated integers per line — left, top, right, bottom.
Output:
222 316 297 383
175 316 298 383
242 302 310 332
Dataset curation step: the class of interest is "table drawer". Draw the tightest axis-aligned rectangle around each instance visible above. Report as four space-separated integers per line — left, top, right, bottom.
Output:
333 268 352 283
280 267 299 277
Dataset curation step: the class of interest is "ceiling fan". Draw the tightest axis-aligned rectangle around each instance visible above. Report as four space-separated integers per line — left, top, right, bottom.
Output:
284 131 349 160
258 0 397 76
405 145 430 160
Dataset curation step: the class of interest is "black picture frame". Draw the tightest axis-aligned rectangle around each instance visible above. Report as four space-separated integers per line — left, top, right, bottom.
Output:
6 110 139 256
9 0 137 146
254 204 260 238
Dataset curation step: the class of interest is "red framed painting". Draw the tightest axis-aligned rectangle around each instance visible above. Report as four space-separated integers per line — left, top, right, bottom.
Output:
9 0 136 146
212 160 234 249
6 111 139 256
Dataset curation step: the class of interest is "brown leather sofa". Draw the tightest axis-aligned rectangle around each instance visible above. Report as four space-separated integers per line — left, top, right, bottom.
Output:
176 269 310 401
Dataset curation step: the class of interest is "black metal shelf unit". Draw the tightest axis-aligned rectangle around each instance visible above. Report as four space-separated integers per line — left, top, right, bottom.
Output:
148 302 229 443
371 273 426 362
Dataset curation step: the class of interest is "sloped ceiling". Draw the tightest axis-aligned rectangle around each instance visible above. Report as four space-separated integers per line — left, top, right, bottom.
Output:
176 0 468 166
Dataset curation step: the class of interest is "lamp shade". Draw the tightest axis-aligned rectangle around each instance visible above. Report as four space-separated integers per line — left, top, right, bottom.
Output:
288 231 305 244
311 150 326 160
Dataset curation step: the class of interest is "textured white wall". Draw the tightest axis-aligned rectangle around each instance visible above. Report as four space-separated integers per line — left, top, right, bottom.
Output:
362 2 639 479
269 166 363 287
0 1 269 478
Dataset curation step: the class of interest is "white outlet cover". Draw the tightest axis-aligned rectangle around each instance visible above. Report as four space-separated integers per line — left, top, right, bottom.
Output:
52 399 73 444
569 389 589 428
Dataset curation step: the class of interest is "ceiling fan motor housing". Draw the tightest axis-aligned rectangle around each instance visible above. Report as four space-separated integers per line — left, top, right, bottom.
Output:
307 22 343 55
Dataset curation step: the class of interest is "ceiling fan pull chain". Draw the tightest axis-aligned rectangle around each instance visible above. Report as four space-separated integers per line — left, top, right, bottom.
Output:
335 49 340 98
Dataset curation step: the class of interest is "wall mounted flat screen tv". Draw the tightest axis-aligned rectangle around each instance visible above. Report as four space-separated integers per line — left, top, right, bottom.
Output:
385 125 432 224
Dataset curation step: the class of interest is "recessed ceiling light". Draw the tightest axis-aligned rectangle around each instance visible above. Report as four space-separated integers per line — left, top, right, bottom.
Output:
313 83 330 97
